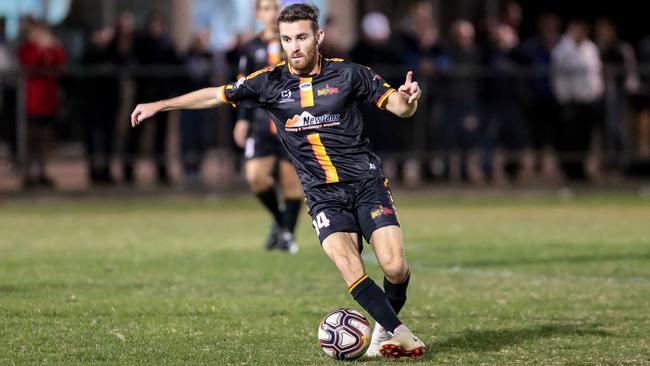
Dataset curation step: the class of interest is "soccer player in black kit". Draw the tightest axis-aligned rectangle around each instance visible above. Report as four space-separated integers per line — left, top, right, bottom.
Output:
131 4 426 359
233 0 303 253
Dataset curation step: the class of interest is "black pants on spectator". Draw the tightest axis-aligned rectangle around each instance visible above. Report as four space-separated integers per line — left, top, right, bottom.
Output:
123 112 168 184
84 97 117 184
0 85 17 163
557 100 603 179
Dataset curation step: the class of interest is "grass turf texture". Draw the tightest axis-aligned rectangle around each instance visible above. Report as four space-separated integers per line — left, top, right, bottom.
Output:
1 193 649 365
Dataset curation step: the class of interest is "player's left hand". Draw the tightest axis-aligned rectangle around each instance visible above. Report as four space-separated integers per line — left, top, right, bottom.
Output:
397 71 421 104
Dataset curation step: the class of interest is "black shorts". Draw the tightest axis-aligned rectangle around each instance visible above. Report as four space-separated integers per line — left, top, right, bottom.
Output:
244 128 291 161
305 176 400 251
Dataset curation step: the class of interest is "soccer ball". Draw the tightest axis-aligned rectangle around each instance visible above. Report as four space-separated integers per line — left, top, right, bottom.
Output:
318 308 371 360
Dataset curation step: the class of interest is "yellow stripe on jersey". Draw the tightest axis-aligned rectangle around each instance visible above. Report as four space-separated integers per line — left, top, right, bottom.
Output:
348 274 369 293
377 88 396 109
307 133 339 184
247 67 271 80
300 77 315 108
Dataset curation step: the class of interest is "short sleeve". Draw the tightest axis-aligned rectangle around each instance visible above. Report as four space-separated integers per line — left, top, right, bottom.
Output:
352 65 397 110
221 67 271 108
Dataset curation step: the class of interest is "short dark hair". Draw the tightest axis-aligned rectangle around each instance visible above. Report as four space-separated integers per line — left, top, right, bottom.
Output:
277 3 320 32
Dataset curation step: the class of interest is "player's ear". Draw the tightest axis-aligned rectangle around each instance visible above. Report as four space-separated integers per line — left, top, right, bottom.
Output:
316 29 324 46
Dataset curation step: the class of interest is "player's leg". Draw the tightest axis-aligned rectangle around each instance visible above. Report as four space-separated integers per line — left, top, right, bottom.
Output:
321 232 402 335
277 159 303 252
370 226 425 359
244 154 283 249
356 178 425 359
370 226 409 313
245 156 276 192
307 186 404 341
356 178 410 313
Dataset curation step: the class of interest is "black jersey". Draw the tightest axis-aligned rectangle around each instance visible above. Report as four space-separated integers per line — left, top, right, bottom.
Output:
239 35 282 75
237 35 282 129
222 56 397 189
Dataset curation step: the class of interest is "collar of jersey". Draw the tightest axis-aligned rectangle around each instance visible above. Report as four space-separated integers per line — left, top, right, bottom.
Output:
287 54 323 77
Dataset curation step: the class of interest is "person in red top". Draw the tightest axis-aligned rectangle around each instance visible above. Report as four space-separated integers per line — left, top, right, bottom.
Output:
18 21 67 187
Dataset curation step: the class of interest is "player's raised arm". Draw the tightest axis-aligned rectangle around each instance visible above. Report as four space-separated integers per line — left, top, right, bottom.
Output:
385 71 421 118
131 86 225 127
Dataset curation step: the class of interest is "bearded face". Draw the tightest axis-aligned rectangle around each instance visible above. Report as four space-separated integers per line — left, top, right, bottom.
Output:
279 20 323 74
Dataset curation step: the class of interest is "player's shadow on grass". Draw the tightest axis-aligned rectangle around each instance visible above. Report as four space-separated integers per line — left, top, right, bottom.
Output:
432 323 611 353
453 252 650 269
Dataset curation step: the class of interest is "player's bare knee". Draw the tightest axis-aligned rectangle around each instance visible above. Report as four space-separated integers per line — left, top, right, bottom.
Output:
246 172 272 192
383 259 409 283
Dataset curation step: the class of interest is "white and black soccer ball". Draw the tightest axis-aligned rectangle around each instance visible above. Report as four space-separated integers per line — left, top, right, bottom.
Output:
318 308 371 360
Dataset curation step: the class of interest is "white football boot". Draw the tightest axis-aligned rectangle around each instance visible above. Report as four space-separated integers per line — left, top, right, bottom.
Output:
379 324 426 359
364 323 393 358
279 231 299 254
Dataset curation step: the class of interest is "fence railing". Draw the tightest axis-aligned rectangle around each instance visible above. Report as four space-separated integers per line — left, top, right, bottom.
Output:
1 63 649 181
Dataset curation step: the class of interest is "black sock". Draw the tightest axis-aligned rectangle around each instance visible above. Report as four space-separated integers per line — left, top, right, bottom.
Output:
256 189 283 226
283 199 302 234
349 275 401 333
384 271 410 315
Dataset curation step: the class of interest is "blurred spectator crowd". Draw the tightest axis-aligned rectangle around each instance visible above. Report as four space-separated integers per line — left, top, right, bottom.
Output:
1 0 650 190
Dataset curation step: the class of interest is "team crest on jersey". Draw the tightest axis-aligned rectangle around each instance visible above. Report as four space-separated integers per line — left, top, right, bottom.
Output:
285 111 341 132
317 84 340 97
279 89 295 104
370 205 395 219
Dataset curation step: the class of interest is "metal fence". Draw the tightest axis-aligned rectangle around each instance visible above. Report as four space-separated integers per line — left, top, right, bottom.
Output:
1 63 649 186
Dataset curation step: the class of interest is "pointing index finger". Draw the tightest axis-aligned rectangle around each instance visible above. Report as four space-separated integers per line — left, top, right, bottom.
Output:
405 71 413 85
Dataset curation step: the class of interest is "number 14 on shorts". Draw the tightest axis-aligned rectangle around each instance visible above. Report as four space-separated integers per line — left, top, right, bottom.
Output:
312 212 330 235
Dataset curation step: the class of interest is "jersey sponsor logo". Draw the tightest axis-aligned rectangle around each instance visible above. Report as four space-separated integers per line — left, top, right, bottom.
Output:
317 84 340 97
370 205 395 220
285 111 341 131
299 77 315 108
234 77 246 89
299 81 312 92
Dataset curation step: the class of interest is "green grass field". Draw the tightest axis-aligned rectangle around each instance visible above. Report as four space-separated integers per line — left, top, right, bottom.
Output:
1 192 649 365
